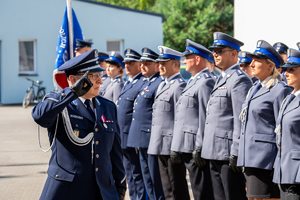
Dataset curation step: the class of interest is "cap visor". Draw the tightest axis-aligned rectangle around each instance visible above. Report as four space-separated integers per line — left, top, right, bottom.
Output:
139 57 157 62
156 57 171 62
281 63 300 68
208 44 228 50
123 58 140 63
105 59 121 66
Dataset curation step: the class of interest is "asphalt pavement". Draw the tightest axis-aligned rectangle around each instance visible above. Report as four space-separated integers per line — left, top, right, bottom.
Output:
0 105 193 200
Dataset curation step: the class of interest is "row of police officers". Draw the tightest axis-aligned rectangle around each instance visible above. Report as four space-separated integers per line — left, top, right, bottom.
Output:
32 33 300 200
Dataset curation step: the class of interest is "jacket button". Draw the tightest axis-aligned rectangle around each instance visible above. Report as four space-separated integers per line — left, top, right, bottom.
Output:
95 128 98 132
148 129 150 132
138 95 140 97
95 141 99 145
56 175 59 178
132 118 134 121
111 128 113 131
61 93 65 97
96 154 99 158
95 168 98 172
127 97 129 99
76 124 78 127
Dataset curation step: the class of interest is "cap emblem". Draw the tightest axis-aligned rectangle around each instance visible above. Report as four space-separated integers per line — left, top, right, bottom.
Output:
257 41 262 47
277 42 281 46
127 49 130 54
242 52 246 57
94 50 98 57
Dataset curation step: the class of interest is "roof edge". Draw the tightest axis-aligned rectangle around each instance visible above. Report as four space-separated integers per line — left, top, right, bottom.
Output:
75 0 166 22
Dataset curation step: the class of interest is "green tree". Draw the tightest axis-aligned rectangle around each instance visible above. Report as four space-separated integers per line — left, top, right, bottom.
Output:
153 0 233 51
92 0 233 51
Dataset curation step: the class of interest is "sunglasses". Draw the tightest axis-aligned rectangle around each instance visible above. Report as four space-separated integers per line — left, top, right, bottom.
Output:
212 49 233 55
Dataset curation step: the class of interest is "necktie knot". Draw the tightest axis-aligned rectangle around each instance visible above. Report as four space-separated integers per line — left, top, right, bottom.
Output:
85 99 95 117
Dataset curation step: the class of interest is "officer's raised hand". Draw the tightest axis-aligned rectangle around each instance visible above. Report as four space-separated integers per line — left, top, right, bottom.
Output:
170 151 182 164
192 146 206 168
70 70 93 97
229 155 241 172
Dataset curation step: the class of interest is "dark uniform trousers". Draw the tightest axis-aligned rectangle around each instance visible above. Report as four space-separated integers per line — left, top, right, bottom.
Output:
209 160 246 200
123 148 145 200
158 155 190 200
139 148 165 200
182 153 214 200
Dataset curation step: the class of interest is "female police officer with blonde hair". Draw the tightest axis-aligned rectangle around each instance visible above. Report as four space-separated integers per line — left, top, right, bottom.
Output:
273 48 300 200
237 40 292 200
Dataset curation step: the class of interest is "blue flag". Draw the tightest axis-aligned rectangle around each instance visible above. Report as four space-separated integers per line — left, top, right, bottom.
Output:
53 5 83 90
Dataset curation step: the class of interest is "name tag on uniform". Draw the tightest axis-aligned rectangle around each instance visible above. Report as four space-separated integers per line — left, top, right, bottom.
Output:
70 115 83 120
218 87 227 90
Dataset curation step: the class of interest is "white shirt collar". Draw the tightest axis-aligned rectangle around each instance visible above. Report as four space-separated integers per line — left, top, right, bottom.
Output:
294 89 300 96
128 72 141 82
165 72 180 83
79 97 94 109
259 76 272 87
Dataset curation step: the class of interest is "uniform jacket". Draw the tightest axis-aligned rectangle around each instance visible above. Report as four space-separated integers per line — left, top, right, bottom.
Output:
99 74 111 96
103 75 124 103
202 64 253 160
127 72 164 148
171 68 215 153
32 87 126 200
116 73 146 149
273 94 300 184
237 80 292 170
147 73 187 155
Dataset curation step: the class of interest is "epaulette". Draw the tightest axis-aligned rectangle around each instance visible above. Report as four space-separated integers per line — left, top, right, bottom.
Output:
132 79 138 84
236 69 244 76
150 77 157 82
203 73 211 79
177 78 184 83
71 100 77 106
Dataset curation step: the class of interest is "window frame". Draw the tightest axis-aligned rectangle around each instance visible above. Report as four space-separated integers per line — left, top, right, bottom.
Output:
106 39 123 55
18 39 37 75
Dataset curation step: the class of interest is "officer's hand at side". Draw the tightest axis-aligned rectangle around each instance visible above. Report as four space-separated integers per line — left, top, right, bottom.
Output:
70 70 93 97
117 187 126 200
192 146 206 168
170 151 182 164
229 155 241 172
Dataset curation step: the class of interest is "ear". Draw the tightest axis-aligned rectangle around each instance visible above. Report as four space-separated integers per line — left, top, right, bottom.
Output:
69 75 77 85
195 55 201 65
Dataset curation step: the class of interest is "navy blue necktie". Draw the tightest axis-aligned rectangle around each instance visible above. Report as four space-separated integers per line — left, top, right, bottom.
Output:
84 99 94 117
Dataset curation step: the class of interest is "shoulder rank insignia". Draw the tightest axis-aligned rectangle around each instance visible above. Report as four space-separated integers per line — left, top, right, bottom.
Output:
150 77 157 82
197 75 201 79
95 98 100 105
204 73 211 79
132 79 138 84
143 78 148 81
170 80 175 84
236 69 243 76
71 100 77 106
177 78 183 83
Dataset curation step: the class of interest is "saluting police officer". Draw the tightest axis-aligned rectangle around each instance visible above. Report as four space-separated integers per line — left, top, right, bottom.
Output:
127 47 165 200
98 52 110 96
238 51 258 83
201 32 253 200
170 39 215 200
74 39 93 56
148 46 189 200
103 52 125 102
273 48 300 199
32 49 126 200
116 49 146 200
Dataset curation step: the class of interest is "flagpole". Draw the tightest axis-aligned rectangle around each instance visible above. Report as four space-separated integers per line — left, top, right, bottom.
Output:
67 0 74 59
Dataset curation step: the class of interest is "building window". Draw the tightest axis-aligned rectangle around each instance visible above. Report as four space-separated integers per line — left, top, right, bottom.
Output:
19 40 36 74
107 40 123 55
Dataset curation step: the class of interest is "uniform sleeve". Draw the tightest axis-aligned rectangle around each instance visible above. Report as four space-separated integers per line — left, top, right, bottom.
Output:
273 85 293 121
196 78 215 148
113 82 124 103
31 88 77 128
110 104 126 189
231 75 253 156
